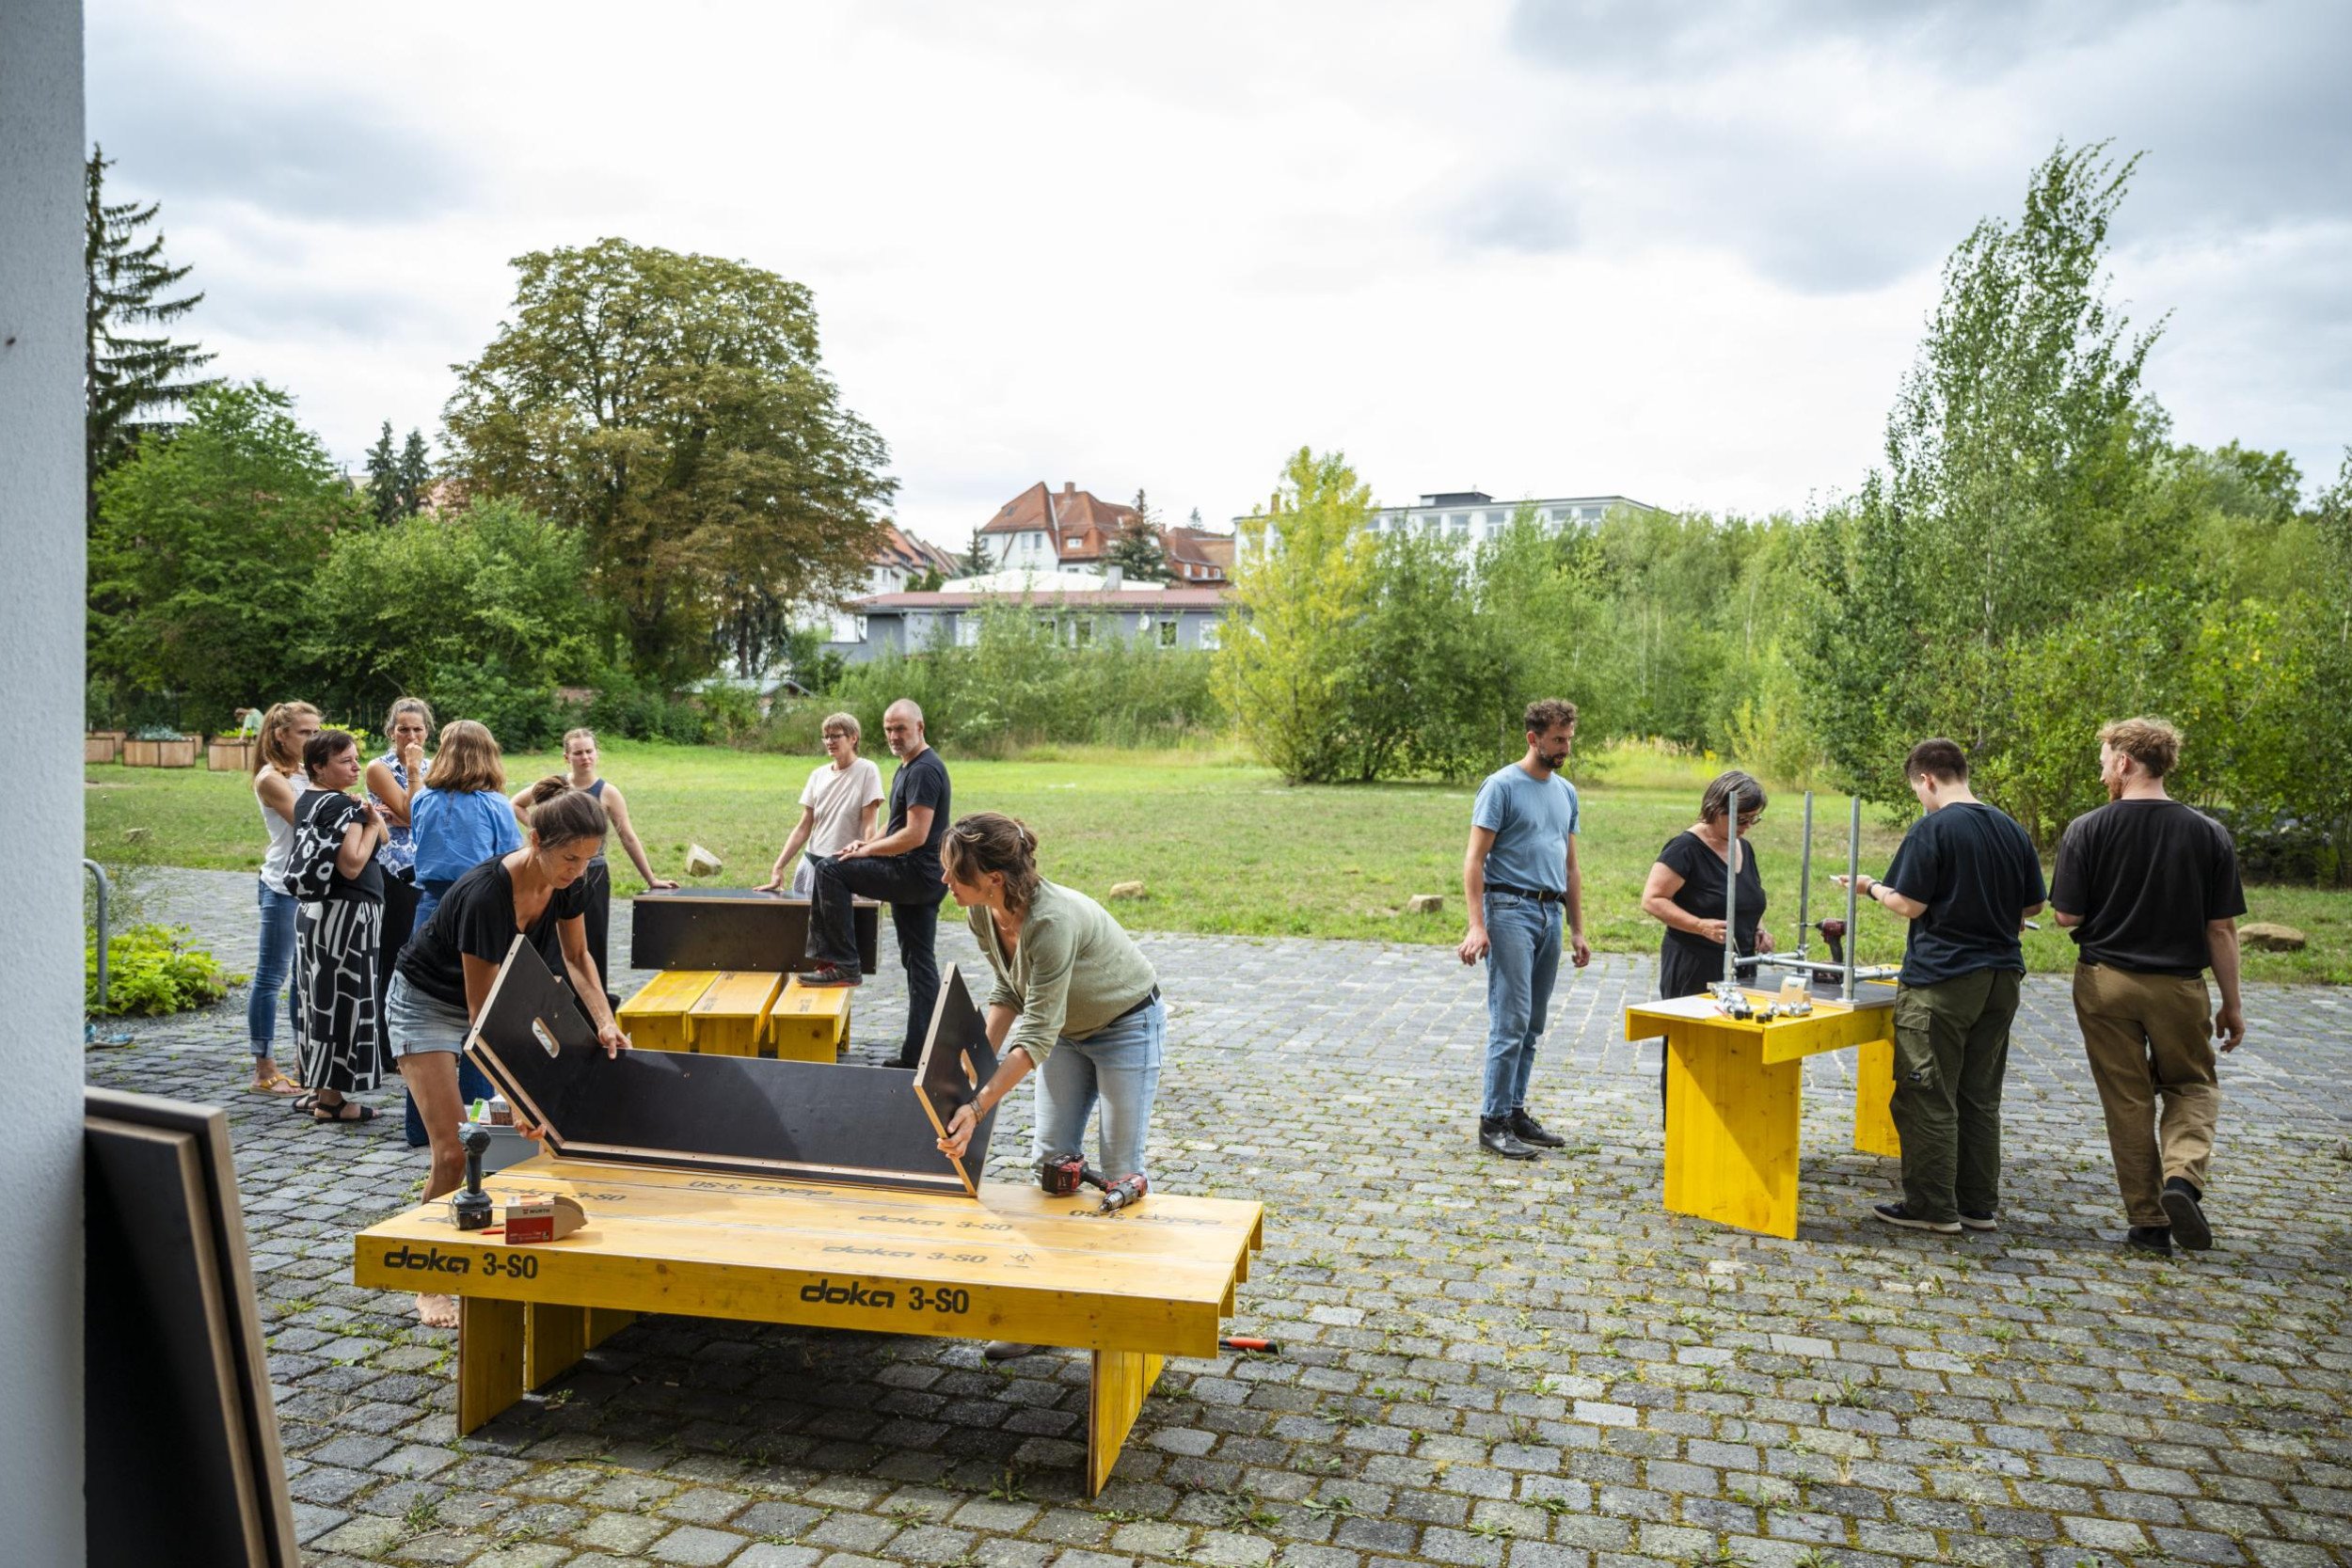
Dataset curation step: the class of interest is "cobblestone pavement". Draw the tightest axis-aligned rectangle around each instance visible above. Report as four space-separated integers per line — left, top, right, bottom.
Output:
88 869 2352 1568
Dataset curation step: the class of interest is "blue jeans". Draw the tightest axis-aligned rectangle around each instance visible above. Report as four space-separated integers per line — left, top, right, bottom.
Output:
1481 891 1563 1119
248 880 299 1058
1031 999 1166 1180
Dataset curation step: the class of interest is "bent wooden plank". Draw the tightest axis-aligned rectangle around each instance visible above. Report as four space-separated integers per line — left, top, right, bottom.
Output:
465 937 997 1195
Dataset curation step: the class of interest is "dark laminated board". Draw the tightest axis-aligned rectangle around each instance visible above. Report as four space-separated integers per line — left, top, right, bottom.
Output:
631 888 880 974
86 1089 299 1568
913 968 1001 1196
468 936 995 1194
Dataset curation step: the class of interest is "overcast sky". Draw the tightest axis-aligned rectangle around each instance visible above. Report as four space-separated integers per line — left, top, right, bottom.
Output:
87 0 2352 547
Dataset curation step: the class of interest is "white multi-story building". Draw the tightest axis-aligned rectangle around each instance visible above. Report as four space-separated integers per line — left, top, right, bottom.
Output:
1365 490 1658 541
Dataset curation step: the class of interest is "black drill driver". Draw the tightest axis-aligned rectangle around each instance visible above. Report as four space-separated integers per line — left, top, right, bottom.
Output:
1038 1154 1148 1212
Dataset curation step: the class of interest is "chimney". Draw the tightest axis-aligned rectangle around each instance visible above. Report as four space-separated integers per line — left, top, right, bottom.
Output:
1062 482 1076 497
1103 563 1124 589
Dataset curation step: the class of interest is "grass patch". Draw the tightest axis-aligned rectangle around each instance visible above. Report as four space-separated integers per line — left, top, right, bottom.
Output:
82 739 2350 980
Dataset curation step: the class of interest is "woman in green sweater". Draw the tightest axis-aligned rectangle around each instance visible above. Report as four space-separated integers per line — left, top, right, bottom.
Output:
933 812 1164 1189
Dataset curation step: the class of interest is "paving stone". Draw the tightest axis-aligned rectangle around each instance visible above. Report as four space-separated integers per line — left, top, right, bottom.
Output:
651 1523 752 1563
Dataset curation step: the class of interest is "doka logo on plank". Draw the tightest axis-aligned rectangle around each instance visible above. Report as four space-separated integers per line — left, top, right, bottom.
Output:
801 1277 896 1308
382 1244 470 1275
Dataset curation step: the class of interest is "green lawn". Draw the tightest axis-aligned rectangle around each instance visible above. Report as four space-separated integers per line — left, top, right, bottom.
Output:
84 739 2350 983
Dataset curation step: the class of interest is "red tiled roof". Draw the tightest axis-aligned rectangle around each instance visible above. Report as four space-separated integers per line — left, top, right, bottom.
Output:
850 587 1232 610
977 482 1142 562
873 522 957 576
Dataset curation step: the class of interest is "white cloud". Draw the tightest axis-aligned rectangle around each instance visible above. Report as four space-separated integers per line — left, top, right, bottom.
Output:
86 0 2352 543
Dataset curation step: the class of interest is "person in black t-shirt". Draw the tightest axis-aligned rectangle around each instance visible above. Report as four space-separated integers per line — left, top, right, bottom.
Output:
1832 738 2046 1237
802 698 952 1069
1640 770 1774 1107
2050 717 2247 1258
384 781 629 1328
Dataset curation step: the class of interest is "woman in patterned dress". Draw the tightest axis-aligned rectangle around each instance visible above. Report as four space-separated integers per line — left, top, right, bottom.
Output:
294 730 391 1123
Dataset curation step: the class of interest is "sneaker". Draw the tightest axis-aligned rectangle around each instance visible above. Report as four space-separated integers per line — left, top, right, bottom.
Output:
1509 1109 1566 1148
2160 1178 2211 1251
2122 1225 2172 1256
1479 1117 1537 1160
1872 1202 1962 1234
800 963 861 988
1958 1212 1998 1231
983 1340 1038 1362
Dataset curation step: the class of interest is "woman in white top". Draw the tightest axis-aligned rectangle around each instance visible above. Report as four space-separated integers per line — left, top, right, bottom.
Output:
757 711 884 896
247 700 320 1095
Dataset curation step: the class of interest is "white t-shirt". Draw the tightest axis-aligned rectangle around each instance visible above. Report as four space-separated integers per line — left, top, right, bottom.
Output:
801 757 883 860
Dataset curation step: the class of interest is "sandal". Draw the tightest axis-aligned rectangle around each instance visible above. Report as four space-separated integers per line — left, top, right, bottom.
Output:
311 1101 378 1124
249 1071 304 1096
288 1091 321 1114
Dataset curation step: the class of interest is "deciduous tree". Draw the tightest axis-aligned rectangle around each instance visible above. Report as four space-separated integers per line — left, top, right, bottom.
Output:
444 237 894 680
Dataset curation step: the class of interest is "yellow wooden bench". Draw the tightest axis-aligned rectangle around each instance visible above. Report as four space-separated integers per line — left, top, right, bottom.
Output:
765 974 852 1061
353 1153 1263 1496
686 971 783 1057
613 970 720 1053
1627 989 1900 1239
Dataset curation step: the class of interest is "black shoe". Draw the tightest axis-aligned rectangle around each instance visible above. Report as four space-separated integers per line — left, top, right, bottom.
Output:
801 963 861 988
2160 1178 2211 1251
1958 1212 1997 1232
1479 1117 1537 1160
2122 1225 2173 1256
1872 1202 1961 1234
1509 1109 1566 1148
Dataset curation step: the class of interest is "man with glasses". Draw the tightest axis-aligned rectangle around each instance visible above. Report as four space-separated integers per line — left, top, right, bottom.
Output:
1833 738 2046 1235
801 700 951 1070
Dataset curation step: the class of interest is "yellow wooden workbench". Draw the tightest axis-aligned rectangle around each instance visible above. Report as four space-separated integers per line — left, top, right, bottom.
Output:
354 1154 1263 1495
1627 989 1901 1239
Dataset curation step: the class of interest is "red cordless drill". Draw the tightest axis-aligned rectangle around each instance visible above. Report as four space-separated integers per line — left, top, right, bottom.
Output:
1037 1155 1148 1212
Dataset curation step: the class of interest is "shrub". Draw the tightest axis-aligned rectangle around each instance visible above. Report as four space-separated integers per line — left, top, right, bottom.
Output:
88 924 239 1017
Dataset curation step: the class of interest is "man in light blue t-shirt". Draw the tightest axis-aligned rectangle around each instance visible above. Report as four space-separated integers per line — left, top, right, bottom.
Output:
1458 698 1591 1159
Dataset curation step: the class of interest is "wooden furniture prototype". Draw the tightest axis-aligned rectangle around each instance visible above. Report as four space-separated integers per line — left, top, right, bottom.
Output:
613 968 719 1053
467 936 999 1196
353 1155 1263 1495
687 971 784 1056
631 888 880 974
767 974 853 1061
87 1087 299 1567
1627 989 1900 1240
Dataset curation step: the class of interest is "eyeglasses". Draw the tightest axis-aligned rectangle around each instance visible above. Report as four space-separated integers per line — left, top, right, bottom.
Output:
1738 810 1764 827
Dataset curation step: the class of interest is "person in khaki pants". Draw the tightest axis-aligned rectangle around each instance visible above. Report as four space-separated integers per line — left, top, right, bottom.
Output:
2050 718 2248 1256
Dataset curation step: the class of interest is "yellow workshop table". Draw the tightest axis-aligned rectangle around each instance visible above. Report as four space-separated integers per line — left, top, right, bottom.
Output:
686 971 783 1057
614 969 720 1053
353 1154 1264 1496
765 974 852 1061
1627 989 1900 1240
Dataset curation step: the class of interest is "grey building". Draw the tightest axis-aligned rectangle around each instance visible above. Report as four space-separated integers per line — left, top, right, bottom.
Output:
828 585 1231 665
1368 490 1658 543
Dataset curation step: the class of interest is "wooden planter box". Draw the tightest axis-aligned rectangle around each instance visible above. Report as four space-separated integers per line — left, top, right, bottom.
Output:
123 736 199 768
206 736 257 773
85 731 125 764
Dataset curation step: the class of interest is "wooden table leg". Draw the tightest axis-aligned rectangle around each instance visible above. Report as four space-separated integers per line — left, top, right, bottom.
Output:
1851 1038 1901 1159
526 1304 586 1391
586 1307 637 1349
1087 1349 1164 1497
1663 1021 1803 1239
457 1296 526 1434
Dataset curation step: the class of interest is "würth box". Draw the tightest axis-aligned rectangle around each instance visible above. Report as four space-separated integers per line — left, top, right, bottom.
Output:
500 1194 586 1244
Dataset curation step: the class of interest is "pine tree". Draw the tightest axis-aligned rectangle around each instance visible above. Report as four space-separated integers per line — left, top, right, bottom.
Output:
1106 487 1170 582
396 429 433 515
962 525 993 577
364 421 403 526
85 146 216 524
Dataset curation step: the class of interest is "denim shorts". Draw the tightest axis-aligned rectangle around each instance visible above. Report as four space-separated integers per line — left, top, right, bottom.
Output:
385 971 472 1057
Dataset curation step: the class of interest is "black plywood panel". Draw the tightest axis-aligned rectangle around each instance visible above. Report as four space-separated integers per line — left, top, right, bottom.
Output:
468 936 994 1194
630 889 880 974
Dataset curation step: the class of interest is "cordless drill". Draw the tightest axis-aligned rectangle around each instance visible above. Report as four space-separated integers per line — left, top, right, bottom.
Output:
1037 1154 1149 1212
452 1127 494 1231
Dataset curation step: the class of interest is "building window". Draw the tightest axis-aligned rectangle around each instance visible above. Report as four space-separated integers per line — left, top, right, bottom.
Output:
956 616 979 647
1157 618 1178 649
1198 621 1220 651
1072 617 1093 648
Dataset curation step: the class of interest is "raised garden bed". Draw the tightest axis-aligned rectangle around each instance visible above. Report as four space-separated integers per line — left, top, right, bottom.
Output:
85 730 125 764
122 735 199 768
205 736 257 772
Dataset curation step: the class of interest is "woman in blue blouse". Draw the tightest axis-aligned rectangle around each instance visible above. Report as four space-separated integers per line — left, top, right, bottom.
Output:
408 720 524 931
